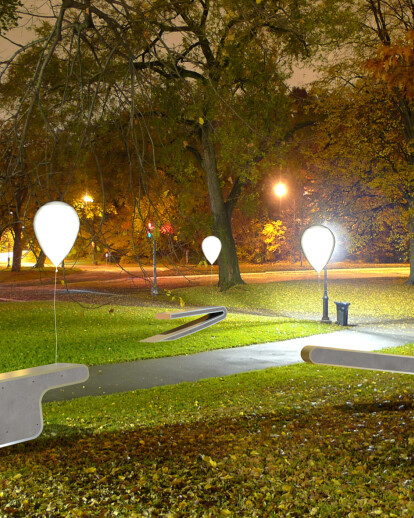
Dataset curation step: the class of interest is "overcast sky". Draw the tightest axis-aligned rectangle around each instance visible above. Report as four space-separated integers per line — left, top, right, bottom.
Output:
0 0 55 60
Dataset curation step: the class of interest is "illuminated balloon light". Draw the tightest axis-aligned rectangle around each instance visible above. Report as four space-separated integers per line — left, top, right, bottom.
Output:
34 201 80 268
301 225 335 274
202 236 222 265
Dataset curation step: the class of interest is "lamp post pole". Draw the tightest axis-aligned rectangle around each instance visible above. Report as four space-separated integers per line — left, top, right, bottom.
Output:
301 225 335 324
91 241 97 265
293 198 297 263
7 212 13 268
151 238 158 295
82 195 97 265
321 265 331 322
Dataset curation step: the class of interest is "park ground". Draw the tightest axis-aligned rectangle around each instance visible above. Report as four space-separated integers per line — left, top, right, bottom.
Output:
0 263 413 517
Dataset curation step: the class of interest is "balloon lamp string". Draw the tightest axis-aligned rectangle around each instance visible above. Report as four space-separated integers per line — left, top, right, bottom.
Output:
54 267 58 363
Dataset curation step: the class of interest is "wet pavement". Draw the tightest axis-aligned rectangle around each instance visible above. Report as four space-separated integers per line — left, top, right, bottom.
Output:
44 324 414 403
2 265 413 403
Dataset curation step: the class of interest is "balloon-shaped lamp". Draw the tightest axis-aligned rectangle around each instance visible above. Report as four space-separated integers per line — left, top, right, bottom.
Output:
301 225 335 274
34 201 80 268
301 224 336 323
202 236 222 265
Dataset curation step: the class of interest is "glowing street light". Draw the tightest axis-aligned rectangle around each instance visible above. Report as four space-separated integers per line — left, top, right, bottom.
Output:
301 224 335 322
274 182 287 198
274 180 303 264
7 234 11 268
81 194 96 265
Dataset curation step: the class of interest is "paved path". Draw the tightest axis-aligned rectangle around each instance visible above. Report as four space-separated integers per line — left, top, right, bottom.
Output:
44 324 414 403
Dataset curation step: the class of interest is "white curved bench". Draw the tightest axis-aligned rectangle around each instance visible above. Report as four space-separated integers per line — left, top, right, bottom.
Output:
141 306 227 342
301 346 414 374
0 363 89 448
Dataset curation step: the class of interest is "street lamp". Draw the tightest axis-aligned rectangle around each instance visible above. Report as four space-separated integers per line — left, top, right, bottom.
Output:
274 182 287 198
147 221 158 295
7 236 11 268
7 211 13 268
301 225 335 323
274 181 303 264
82 194 96 265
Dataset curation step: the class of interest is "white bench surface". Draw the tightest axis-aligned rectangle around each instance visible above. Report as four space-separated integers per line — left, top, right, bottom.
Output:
0 363 87 381
0 363 89 448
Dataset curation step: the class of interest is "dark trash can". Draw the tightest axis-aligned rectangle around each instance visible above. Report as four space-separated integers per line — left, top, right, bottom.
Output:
335 302 350 326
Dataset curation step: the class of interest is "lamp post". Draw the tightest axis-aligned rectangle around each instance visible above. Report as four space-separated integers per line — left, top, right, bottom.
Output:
322 265 330 322
273 181 301 263
7 237 11 268
82 194 97 265
146 222 159 295
7 211 13 268
151 238 158 295
91 240 96 265
301 225 335 323
274 182 287 210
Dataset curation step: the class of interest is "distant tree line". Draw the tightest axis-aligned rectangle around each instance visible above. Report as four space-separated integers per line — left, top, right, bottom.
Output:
0 0 413 285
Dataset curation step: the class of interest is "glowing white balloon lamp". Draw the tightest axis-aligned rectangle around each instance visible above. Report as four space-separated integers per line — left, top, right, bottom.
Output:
34 201 80 268
301 225 336 322
202 236 222 265
301 225 335 274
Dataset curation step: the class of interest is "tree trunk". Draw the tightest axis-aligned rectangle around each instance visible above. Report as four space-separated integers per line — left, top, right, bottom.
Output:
200 122 244 290
11 222 22 272
34 250 46 269
407 201 414 284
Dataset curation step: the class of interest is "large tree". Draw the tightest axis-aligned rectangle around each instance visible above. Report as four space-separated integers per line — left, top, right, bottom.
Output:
111 0 354 288
307 0 414 282
0 0 21 35
1 0 352 284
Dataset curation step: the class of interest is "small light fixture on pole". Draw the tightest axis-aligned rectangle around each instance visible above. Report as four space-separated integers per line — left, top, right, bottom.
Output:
82 195 97 265
7 212 13 268
147 221 159 295
301 224 335 323
274 182 287 199
83 194 94 203
274 181 287 216
7 236 11 268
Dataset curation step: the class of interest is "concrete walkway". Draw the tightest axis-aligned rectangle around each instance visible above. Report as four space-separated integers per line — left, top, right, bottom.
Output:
44 323 414 403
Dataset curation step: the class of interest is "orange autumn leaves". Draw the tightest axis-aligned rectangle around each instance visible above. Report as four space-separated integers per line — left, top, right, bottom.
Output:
366 30 414 99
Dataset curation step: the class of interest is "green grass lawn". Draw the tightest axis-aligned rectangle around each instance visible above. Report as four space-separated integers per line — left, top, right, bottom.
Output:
1 343 413 517
167 277 414 323
0 302 335 372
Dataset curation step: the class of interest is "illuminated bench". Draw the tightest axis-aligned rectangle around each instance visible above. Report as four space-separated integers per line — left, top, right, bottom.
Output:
141 306 227 342
301 346 414 375
0 363 89 448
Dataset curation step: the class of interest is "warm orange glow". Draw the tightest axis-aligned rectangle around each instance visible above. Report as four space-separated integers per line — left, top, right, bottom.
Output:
83 194 94 203
274 182 287 197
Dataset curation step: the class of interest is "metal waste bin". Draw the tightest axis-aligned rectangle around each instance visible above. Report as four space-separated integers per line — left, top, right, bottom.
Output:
335 302 350 326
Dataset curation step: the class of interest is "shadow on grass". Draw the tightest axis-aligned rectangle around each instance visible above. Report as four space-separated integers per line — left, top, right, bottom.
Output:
336 399 414 413
0 397 412 518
